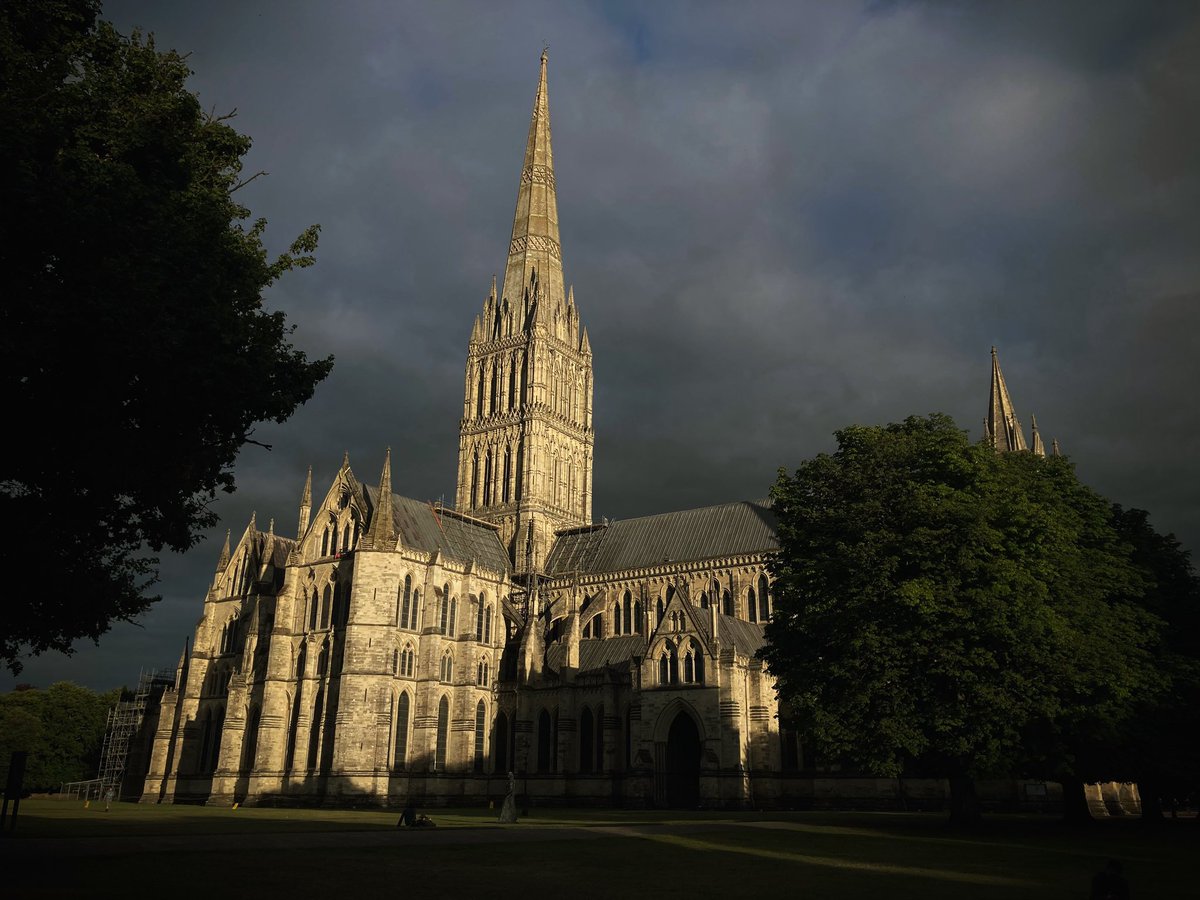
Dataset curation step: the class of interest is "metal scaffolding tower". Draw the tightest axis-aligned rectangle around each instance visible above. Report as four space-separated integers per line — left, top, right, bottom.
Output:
95 668 172 796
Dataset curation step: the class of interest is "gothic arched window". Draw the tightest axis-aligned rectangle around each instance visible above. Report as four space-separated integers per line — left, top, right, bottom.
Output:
471 451 480 507
747 587 758 623
401 644 416 678
612 601 621 636
394 692 410 769
659 641 679 685
634 601 643 634
477 362 486 419
484 605 493 644
722 590 733 616
440 652 453 683
623 591 632 634
758 574 770 621
320 585 332 629
474 700 487 773
656 597 664 626
476 596 485 639
449 598 457 636
483 450 493 505
435 695 450 772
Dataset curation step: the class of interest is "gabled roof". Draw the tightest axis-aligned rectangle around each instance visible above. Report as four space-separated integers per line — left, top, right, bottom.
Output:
364 487 511 574
546 634 647 674
712 614 766 658
546 500 778 576
266 534 297 570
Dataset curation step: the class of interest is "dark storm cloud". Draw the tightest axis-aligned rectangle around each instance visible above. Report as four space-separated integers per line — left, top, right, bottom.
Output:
11 0 1199 689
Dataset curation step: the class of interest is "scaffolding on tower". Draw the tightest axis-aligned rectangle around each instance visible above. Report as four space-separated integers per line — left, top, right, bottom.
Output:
61 667 174 801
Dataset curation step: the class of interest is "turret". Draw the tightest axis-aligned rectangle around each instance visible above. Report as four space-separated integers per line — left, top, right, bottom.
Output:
297 465 313 539
362 448 396 550
1030 414 1046 457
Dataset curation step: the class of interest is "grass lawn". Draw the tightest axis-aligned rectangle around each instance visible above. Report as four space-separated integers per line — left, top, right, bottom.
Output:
3 800 1193 898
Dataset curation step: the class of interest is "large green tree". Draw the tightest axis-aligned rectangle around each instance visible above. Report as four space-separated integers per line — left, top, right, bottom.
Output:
0 1 333 673
762 414 1167 825
0 682 122 790
1043 505 1200 822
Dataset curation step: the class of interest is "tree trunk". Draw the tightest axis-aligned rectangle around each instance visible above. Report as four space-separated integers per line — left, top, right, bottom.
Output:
948 773 981 828
1060 777 1094 826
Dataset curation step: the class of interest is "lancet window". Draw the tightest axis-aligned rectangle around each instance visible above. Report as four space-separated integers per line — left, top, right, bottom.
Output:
474 700 487 773
435 695 449 772
683 640 704 684
658 641 679 685
394 692 410 769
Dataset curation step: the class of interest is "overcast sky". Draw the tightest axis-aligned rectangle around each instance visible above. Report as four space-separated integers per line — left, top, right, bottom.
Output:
10 0 1199 690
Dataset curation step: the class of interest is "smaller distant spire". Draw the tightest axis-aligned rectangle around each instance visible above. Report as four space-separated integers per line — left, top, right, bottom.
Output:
1051 437 1062 457
580 325 591 355
1030 414 1046 457
490 274 497 301
268 517 275 536
341 450 350 471
216 529 231 572
249 509 257 531
301 465 312 505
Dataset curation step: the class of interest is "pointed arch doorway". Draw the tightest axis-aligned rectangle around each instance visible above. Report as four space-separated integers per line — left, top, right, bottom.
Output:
665 711 701 808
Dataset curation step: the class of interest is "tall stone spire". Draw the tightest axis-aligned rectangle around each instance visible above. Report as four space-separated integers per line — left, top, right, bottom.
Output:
501 49 565 313
363 448 395 550
456 52 594 576
985 347 1028 452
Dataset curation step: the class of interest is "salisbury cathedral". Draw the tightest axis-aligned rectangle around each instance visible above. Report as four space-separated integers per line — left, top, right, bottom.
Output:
140 53 1052 809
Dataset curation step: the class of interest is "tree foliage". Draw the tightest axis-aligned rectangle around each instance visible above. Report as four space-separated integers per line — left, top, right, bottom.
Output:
0 682 122 791
0 1 333 672
762 414 1173 821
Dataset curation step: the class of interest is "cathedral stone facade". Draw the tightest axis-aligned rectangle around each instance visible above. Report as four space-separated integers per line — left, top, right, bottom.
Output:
140 55 1057 811
141 53 791 809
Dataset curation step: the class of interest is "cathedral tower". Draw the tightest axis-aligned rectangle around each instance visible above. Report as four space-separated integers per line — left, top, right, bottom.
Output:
456 51 594 575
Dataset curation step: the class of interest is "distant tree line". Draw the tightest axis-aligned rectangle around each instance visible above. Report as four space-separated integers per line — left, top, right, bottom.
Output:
763 414 1200 826
0 683 122 792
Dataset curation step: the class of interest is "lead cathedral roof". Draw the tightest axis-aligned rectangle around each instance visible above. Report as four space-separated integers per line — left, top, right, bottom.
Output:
545 499 778 576
365 486 513 573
